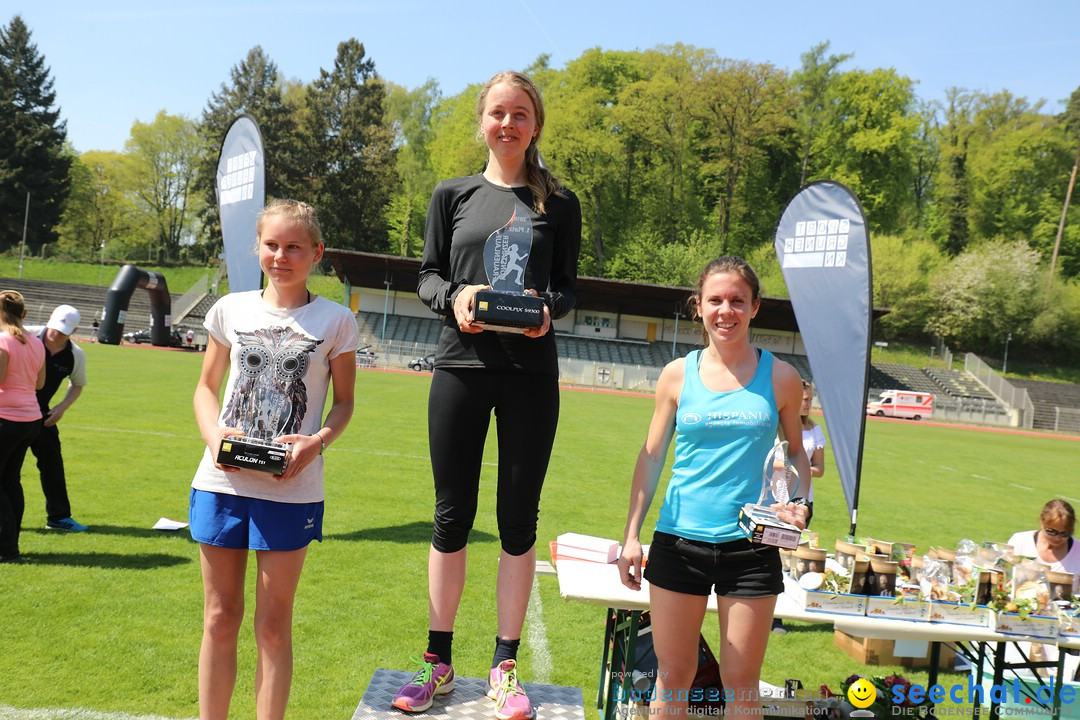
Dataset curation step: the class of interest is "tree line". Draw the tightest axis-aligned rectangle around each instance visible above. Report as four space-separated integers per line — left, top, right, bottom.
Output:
2 15 1078 361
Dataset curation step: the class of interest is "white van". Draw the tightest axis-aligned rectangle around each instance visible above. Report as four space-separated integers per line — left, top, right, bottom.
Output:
866 390 934 421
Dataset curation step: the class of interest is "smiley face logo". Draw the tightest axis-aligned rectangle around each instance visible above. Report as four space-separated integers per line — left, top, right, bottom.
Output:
847 677 876 709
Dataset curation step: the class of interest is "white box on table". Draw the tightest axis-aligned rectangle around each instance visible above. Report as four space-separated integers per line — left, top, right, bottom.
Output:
995 612 1059 640
1060 613 1080 639
928 600 993 628
865 596 929 622
783 575 867 617
555 533 619 564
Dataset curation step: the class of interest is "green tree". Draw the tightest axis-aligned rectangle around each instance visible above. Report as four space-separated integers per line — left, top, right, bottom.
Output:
0 15 71 248
927 88 975 254
967 96 1071 256
791 41 851 186
125 111 204 262
694 58 797 250
197 46 305 244
1049 86 1080 279
606 229 721 287
613 45 709 247
1028 278 1080 361
926 239 1042 352
384 79 440 257
544 48 642 274
427 84 487 182
870 233 944 338
55 151 133 262
811 67 919 235
909 100 939 229
302 39 397 251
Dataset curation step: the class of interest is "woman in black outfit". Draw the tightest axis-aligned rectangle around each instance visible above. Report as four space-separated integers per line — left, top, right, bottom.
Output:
392 70 580 720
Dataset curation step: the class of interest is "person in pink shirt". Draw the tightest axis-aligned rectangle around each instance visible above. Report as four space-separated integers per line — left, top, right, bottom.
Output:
0 290 47 563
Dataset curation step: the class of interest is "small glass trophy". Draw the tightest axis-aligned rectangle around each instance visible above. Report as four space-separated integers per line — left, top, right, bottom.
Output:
472 201 546 333
738 441 802 549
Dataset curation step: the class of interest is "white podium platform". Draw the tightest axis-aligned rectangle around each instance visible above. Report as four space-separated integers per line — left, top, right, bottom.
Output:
352 669 585 720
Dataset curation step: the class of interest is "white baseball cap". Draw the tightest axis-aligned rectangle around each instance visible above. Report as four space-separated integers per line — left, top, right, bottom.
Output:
47 305 81 335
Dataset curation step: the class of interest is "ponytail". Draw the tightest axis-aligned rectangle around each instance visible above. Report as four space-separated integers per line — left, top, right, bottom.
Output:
0 290 28 343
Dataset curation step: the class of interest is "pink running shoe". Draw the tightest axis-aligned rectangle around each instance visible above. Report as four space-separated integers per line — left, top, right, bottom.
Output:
486 659 534 720
391 652 455 713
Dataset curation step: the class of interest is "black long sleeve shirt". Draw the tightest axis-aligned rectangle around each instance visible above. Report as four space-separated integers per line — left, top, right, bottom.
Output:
418 174 581 376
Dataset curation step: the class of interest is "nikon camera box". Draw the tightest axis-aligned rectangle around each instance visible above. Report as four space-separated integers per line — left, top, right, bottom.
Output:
217 437 289 475
473 290 545 333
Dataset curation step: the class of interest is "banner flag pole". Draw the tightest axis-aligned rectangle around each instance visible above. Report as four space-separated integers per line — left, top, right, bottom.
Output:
216 115 266 293
773 181 872 536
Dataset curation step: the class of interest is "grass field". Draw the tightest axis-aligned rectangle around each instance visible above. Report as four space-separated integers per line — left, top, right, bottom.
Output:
0 341 1077 719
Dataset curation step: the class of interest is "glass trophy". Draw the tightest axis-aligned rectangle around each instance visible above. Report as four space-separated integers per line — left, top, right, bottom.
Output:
472 201 546 333
738 440 802 549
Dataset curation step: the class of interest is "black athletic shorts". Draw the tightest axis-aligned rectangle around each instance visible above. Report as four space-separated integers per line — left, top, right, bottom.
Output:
643 531 783 598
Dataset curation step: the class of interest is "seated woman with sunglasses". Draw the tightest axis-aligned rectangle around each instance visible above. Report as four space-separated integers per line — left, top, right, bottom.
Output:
1007 499 1080 586
1006 499 1080 679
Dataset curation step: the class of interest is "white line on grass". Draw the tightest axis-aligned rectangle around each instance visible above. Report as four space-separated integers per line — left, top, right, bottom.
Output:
939 465 959 473
73 425 197 439
1063 496 1080 504
972 474 993 481
0 706 196 720
331 447 497 467
526 575 552 684
69 426 496 466
1010 483 1034 491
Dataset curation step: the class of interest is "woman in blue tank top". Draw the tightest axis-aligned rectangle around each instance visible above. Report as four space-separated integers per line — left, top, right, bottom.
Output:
617 256 811 718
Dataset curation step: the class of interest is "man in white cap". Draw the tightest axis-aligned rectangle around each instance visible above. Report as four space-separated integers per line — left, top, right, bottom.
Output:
25 304 89 532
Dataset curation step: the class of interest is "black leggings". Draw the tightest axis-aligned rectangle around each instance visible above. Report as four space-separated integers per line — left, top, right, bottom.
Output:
0 417 42 557
428 368 559 556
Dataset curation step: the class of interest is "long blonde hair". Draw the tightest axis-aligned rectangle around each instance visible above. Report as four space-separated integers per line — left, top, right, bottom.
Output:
0 290 28 343
476 70 564 214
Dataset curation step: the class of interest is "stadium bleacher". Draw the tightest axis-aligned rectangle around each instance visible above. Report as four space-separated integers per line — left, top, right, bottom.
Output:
869 362 941 396
1008 377 1080 431
355 308 700 368
924 367 996 401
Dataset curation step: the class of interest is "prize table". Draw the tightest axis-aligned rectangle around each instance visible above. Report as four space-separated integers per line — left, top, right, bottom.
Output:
556 559 1079 720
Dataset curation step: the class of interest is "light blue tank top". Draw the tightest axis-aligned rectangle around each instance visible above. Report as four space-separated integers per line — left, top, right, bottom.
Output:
655 348 779 542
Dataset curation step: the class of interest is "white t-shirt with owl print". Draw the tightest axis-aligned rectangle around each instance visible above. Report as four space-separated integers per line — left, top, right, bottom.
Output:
191 290 359 503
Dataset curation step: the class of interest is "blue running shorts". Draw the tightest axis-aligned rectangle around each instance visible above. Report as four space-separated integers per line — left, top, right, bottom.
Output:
189 488 323 551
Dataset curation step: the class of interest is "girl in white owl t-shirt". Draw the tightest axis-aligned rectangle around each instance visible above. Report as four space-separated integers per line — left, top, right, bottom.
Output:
190 199 357 720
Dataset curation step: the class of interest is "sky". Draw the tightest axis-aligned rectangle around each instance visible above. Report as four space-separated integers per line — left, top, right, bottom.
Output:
12 1 1080 155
